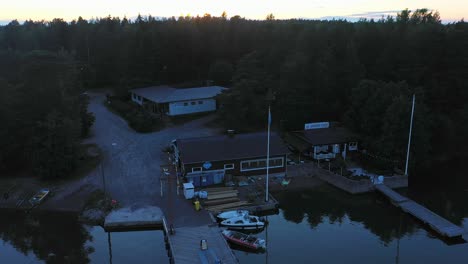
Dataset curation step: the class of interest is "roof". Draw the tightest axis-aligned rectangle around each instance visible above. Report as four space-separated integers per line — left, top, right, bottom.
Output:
177 132 290 164
288 127 357 146
130 86 226 103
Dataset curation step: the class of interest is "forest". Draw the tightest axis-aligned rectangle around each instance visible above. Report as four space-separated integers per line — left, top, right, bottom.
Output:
0 9 467 183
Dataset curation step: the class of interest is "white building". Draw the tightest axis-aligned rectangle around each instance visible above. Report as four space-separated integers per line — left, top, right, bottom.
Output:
130 85 226 116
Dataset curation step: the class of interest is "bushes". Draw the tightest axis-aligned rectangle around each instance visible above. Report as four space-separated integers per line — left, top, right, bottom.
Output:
106 97 162 133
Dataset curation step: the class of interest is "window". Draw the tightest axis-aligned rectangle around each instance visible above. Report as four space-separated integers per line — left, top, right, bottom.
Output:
198 101 203 104
224 164 234 170
202 176 207 183
191 101 196 105
240 157 284 171
192 167 202 172
184 102 188 106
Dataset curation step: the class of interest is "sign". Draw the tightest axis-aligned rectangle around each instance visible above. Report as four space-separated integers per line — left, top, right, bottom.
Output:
203 161 212 170
304 122 329 130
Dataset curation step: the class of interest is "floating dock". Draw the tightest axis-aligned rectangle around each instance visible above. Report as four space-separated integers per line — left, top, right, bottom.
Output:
164 221 238 264
375 184 465 238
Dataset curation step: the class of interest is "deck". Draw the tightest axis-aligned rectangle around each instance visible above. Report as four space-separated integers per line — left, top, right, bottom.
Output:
375 184 464 238
165 224 238 264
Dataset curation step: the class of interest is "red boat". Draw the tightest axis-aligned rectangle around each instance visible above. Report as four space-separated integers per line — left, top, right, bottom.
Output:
222 230 266 250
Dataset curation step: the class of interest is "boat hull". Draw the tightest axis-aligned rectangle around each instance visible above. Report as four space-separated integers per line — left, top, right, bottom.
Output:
222 230 265 250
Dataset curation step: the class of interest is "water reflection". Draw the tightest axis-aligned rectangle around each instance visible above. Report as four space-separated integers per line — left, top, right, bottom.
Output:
277 185 419 245
0 210 92 263
234 185 468 264
0 210 168 264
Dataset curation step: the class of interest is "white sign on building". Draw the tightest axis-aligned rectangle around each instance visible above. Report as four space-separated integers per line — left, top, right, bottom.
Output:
304 122 330 130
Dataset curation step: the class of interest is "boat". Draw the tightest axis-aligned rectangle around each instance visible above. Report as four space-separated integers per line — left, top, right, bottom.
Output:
217 210 249 220
29 188 50 205
220 215 265 230
222 230 266 250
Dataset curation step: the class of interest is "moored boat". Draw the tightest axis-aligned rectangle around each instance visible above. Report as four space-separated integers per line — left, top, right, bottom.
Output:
217 210 249 220
222 230 266 250
220 215 265 230
29 188 50 205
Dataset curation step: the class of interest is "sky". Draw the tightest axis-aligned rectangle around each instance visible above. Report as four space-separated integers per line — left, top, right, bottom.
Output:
0 0 466 24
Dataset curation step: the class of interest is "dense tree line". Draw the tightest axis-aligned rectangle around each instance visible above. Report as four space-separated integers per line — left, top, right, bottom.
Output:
0 9 467 181
0 50 94 178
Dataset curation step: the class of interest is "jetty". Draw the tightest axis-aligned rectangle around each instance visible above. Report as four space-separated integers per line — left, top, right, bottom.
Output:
375 184 465 238
163 218 238 264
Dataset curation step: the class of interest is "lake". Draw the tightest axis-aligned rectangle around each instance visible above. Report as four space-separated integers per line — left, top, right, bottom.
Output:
1 184 467 263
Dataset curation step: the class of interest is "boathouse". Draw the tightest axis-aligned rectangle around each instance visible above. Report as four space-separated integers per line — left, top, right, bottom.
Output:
129 85 226 116
173 132 290 187
285 122 358 160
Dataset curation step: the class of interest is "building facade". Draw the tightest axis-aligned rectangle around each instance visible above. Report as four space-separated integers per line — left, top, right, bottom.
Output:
173 132 289 187
130 85 226 116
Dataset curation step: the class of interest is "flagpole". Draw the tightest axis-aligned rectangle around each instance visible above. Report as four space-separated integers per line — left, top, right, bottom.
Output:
266 105 271 202
405 94 415 176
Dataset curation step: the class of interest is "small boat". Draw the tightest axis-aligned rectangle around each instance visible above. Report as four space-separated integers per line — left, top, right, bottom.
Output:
29 188 50 205
220 215 265 230
222 230 266 250
217 210 249 220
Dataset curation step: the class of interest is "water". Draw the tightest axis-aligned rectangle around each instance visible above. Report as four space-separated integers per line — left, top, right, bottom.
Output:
233 185 468 264
1 185 468 264
0 211 168 264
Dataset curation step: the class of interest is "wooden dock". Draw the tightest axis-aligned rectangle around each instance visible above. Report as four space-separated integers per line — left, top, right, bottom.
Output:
164 223 238 264
375 184 465 238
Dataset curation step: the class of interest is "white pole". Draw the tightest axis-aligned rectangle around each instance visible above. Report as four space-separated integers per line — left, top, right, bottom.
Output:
405 94 415 176
266 105 271 202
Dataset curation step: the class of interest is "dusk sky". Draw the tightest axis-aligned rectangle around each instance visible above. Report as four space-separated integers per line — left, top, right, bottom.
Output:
1 0 467 23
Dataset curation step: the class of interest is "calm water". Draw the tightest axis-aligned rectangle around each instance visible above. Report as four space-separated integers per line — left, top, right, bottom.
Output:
0 211 168 263
234 185 468 264
1 185 468 264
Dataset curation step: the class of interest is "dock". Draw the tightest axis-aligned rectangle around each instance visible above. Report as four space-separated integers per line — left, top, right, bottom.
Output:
163 220 238 264
104 206 164 231
375 184 465 238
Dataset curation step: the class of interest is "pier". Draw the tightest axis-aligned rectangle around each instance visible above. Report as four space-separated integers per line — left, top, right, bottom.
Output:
375 184 465 238
164 221 238 264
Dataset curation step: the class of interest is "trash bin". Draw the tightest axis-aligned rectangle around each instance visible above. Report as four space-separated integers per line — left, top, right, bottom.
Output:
183 183 195 199
194 199 201 211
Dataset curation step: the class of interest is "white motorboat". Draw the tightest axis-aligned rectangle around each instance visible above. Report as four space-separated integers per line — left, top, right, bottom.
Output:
220 215 265 230
217 210 249 220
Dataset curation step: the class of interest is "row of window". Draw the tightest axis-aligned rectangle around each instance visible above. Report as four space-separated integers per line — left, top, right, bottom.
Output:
240 158 283 171
183 101 204 106
190 158 284 173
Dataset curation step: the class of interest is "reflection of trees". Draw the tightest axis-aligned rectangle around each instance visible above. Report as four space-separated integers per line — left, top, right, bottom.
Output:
0 210 93 263
407 189 468 226
277 186 420 245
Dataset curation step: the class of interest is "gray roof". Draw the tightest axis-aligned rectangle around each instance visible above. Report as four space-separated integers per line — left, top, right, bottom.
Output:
289 127 357 146
130 86 226 103
177 132 290 164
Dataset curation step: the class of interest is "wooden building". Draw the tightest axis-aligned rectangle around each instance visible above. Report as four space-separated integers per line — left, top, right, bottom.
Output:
173 132 290 187
130 85 226 116
285 126 358 160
